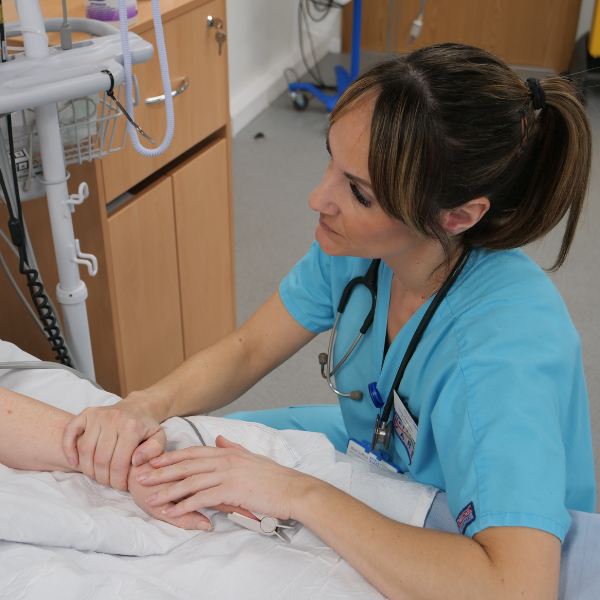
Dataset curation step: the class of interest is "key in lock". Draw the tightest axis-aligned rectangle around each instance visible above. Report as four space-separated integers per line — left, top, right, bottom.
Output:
207 16 227 55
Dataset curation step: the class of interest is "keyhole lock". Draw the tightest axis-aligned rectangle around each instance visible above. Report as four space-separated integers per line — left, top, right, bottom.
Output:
207 15 227 55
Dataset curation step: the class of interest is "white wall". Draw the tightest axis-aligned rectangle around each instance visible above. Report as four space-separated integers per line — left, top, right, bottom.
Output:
577 0 596 39
226 0 342 136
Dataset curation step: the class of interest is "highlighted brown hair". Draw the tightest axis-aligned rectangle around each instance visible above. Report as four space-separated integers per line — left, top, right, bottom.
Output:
329 43 592 270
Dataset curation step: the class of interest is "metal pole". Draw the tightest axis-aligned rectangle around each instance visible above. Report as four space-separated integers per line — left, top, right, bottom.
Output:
350 0 362 81
15 0 96 379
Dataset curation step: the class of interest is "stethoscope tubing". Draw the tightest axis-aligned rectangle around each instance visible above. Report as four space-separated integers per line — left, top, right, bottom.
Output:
326 312 363 397
322 246 472 420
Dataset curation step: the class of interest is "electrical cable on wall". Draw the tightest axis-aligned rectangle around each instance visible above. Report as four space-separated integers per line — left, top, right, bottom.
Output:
297 0 343 90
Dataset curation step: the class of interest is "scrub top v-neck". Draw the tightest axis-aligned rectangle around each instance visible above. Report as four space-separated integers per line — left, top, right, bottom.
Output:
279 241 596 541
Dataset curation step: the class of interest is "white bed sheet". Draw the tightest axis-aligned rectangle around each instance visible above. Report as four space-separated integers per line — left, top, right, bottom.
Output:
0 340 438 599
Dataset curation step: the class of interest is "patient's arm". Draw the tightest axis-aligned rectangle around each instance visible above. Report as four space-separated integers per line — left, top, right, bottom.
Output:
0 385 80 473
0 385 212 530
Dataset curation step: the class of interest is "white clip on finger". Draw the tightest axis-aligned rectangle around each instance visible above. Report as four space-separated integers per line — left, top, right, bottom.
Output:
227 511 296 543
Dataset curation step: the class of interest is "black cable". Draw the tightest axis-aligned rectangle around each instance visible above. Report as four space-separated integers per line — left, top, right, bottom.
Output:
0 120 73 367
0 0 72 366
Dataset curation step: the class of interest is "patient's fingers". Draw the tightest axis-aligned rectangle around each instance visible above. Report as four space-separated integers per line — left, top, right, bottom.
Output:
62 412 87 466
133 429 167 467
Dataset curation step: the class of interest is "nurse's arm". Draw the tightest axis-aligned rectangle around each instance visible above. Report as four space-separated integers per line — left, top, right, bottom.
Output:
128 289 317 419
295 480 560 600
63 291 317 486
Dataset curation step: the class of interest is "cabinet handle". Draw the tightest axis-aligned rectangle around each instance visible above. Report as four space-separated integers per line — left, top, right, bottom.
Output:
145 77 189 105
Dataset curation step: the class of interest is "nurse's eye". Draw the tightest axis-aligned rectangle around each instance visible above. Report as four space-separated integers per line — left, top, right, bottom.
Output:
350 182 372 208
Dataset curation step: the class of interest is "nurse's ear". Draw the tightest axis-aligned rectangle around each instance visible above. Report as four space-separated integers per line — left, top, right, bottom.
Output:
441 197 490 235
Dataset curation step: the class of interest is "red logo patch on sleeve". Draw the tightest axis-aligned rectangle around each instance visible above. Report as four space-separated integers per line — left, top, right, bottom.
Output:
456 501 476 534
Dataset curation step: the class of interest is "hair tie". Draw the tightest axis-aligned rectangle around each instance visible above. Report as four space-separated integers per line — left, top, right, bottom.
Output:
526 78 546 110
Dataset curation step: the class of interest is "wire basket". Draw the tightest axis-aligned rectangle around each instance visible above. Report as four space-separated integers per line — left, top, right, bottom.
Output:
7 85 127 174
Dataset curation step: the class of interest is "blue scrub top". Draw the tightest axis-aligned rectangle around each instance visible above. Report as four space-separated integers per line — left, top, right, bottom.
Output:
280 242 596 541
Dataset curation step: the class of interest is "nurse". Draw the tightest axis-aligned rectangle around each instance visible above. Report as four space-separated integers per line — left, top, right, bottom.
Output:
64 44 595 599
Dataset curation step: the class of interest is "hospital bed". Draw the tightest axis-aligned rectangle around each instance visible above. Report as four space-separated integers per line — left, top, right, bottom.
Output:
0 339 598 599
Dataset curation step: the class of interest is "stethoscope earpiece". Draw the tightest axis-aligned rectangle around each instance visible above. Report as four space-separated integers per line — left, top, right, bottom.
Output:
349 390 363 401
318 353 328 379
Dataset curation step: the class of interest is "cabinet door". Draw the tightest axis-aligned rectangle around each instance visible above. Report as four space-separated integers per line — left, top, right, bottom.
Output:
101 0 229 201
171 139 235 358
107 177 184 394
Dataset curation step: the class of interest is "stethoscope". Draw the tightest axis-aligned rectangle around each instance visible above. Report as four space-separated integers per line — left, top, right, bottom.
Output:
319 246 472 452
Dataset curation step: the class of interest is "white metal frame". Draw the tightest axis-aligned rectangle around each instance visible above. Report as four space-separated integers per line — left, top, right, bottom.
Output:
0 0 153 378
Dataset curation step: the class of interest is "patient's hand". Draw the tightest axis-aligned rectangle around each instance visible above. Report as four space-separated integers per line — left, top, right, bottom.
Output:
128 463 211 530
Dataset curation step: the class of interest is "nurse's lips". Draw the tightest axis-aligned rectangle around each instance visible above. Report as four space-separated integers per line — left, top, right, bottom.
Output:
319 218 338 235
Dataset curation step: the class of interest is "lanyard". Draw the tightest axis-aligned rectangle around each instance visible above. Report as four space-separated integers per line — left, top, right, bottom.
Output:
371 245 472 451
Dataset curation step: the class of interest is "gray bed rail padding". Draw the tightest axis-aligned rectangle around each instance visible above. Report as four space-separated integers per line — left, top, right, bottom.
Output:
425 491 600 599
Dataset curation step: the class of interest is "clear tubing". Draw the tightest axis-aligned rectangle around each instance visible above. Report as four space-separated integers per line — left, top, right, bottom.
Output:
118 0 174 156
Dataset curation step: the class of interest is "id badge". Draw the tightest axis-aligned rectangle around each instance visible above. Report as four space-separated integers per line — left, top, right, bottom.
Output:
346 438 401 473
393 390 418 465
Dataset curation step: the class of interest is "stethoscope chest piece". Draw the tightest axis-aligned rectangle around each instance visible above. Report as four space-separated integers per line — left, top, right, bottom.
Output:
371 414 393 451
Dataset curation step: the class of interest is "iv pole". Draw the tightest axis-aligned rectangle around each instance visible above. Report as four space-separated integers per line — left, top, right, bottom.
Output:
1 0 155 380
14 0 95 378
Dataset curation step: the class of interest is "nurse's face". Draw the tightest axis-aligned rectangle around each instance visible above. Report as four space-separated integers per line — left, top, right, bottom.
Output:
309 100 421 260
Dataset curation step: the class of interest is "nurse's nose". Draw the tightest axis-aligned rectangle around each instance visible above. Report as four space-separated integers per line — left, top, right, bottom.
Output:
308 166 339 215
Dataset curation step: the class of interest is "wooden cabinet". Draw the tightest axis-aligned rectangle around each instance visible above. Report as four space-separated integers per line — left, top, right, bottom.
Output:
343 0 582 72
107 138 235 394
0 0 236 397
108 177 185 393
101 0 229 200
171 139 235 358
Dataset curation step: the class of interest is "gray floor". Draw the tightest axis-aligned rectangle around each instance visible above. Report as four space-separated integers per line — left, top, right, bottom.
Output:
216 53 600 509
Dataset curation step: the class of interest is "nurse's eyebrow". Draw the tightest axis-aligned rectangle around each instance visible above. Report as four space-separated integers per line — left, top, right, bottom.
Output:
344 172 373 190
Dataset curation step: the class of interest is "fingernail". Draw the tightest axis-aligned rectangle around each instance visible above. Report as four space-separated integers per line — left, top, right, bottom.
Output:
197 521 210 531
150 457 161 466
136 473 148 482
162 507 175 515
145 494 156 503
68 458 76 467
132 453 146 467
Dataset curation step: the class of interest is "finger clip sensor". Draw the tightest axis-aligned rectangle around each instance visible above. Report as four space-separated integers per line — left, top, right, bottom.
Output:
227 511 297 542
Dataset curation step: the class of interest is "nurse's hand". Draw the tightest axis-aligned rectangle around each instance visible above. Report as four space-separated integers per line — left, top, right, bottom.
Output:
128 462 211 530
136 436 315 521
62 394 168 491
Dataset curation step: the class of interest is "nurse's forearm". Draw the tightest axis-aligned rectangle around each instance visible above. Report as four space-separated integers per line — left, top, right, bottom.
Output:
291 479 560 600
0 386 80 473
127 292 316 421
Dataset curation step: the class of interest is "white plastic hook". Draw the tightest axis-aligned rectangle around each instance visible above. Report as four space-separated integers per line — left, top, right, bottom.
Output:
63 181 89 215
70 239 98 277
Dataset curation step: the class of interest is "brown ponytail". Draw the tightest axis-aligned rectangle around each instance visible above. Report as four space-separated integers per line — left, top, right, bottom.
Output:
329 44 592 270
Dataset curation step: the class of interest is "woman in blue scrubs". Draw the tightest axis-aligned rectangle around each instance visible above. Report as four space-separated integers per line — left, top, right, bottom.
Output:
65 44 595 599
